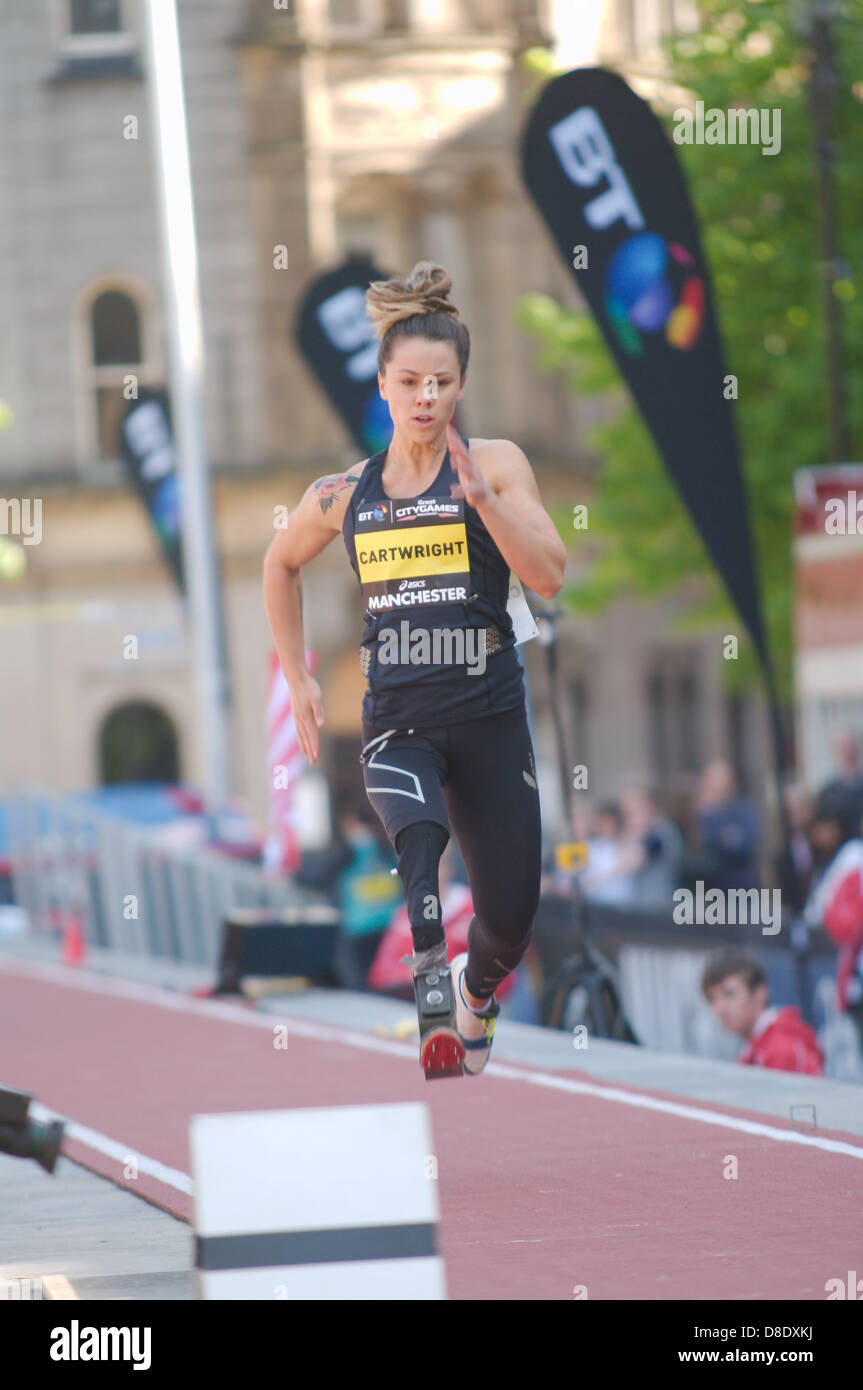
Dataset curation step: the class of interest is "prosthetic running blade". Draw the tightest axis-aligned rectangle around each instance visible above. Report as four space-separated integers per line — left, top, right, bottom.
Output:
414 966 465 1080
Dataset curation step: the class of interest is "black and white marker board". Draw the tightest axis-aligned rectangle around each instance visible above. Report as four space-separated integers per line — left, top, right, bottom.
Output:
190 1102 446 1299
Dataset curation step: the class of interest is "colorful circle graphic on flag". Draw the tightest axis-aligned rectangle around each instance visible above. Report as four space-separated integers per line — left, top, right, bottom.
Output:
151 473 181 540
605 232 705 356
363 389 394 453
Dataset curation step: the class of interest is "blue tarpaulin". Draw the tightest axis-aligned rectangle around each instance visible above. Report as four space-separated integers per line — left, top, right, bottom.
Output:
0 784 202 860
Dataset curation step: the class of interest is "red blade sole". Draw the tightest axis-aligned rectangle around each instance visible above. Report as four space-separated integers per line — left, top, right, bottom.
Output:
420 1027 465 1081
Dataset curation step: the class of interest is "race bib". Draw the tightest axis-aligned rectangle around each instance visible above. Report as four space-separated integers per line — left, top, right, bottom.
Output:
354 493 471 613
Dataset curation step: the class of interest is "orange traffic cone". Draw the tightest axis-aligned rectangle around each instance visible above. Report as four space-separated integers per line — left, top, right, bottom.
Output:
60 911 86 967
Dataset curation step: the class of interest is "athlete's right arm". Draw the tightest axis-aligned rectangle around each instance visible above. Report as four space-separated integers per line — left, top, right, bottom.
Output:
262 468 362 765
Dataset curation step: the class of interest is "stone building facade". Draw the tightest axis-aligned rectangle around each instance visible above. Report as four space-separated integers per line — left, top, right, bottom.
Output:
0 0 768 841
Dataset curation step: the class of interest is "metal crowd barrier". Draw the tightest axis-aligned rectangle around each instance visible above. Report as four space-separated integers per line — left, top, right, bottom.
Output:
4 791 319 970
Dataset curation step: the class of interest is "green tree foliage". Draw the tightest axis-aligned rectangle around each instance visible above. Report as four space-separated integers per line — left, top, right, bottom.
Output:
518 0 863 696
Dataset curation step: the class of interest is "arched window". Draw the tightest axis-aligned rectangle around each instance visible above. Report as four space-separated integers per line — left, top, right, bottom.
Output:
92 290 141 365
75 277 159 467
99 701 180 784
90 290 140 462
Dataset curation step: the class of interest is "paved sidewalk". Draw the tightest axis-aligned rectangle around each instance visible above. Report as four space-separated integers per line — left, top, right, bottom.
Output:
0 1150 193 1300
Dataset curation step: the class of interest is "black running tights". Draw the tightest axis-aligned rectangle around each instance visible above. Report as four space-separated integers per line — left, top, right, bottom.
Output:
359 704 542 1001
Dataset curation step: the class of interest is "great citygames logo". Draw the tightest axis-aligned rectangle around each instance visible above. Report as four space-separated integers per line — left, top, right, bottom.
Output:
546 105 707 358
394 500 460 522
605 233 705 356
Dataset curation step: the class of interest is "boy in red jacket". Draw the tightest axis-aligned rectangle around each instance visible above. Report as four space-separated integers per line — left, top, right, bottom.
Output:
701 949 823 1075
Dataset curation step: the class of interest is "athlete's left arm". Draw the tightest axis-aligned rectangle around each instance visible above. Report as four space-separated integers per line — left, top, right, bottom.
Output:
450 429 566 599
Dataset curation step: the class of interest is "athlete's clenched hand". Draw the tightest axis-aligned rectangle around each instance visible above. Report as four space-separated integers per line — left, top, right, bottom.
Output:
288 671 325 764
447 419 490 510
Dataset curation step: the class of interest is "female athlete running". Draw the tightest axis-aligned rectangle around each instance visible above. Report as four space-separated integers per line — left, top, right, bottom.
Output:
264 261 566 1079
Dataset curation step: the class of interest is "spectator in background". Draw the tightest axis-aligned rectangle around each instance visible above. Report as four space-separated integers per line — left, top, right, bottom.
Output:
332 806 402 991
701 948 823 1076
579 802 637 905
776 782 814 913
541 800 592 897
620 785 684 908
815 732 863 838
696 761 760 891
803 805 863 1051
821 861 863 1053
293 818 354 906
803 804 860 926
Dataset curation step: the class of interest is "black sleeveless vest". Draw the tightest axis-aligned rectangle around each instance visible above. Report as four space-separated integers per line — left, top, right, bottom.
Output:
342 444 525 727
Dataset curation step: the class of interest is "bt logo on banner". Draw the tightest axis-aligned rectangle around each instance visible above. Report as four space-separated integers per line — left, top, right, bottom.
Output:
316 284 393 449
547 106 645 232
316 286 379 381
547 106 705 356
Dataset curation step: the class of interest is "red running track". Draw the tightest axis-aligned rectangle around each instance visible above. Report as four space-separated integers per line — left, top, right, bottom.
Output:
1 957 861 1301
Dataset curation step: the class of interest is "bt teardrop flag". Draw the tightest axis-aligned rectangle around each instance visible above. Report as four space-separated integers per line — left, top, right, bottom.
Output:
521 67 770 677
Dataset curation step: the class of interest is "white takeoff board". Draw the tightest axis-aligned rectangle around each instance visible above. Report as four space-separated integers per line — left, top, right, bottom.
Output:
190 1101 446 1300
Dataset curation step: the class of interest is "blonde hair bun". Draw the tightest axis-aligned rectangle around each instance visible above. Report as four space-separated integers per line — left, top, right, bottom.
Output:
365 261 460 341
